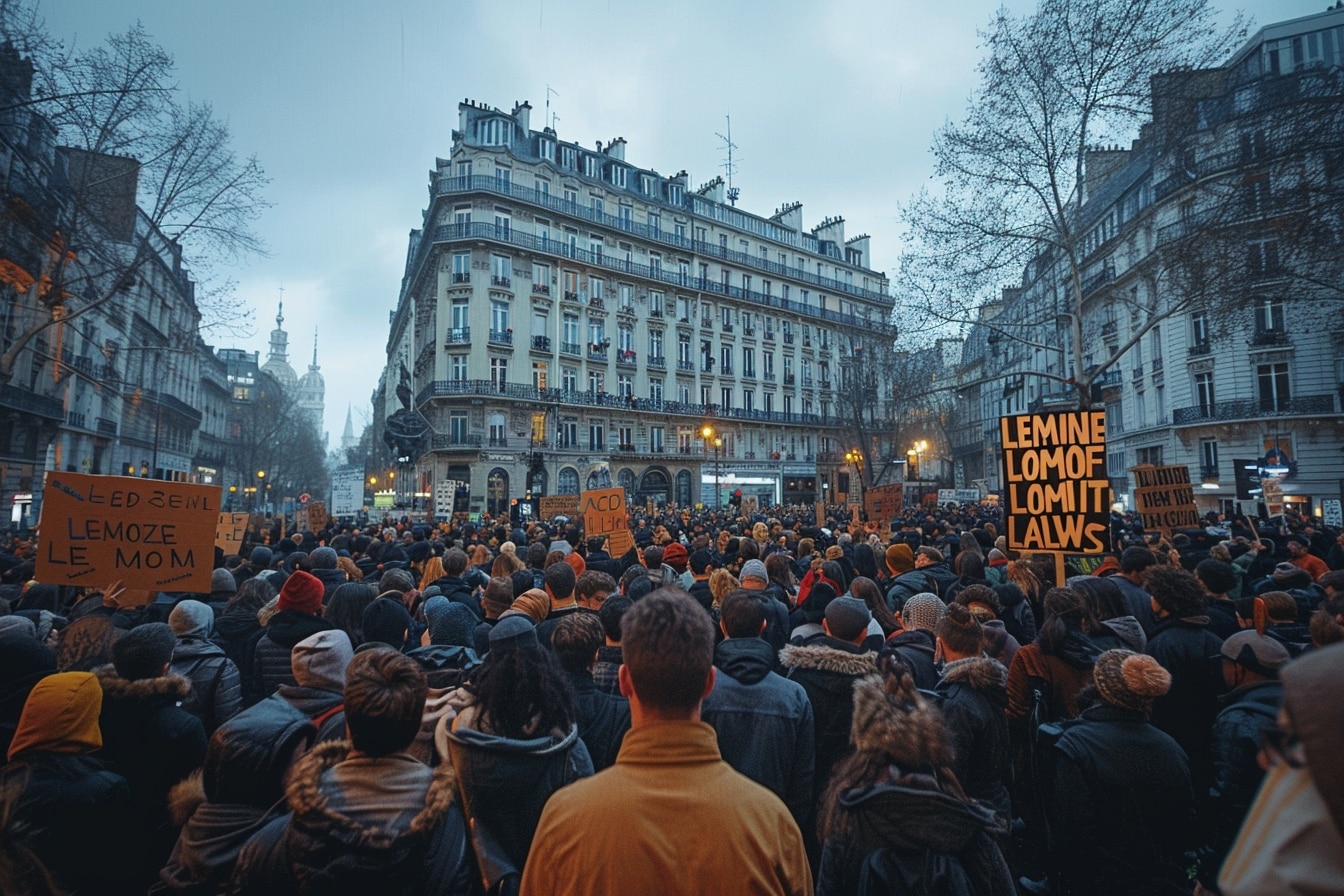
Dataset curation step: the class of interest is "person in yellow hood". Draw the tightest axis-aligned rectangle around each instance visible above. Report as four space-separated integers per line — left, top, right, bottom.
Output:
1 672 143 894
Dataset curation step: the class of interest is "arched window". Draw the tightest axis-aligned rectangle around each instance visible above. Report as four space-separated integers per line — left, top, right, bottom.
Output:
558 467 579 495
529 467 548 495
638 469 670 504
618 468 636 495
487 468 509 517
675 470 692 507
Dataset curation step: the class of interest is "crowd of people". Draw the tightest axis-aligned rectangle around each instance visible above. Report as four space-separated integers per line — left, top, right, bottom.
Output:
0 500 1342 895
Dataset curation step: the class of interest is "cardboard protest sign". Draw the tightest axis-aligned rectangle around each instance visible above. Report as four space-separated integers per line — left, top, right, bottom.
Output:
305 501 328 531
539 494 580 521
37 472 221 593
294 505 309 533
865 484 904 522
1000 410 1110 553
580 487 633 557
1131 465 1199 535
215 513 248 553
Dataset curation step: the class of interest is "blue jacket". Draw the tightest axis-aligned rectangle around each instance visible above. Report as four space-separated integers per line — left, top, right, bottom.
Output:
702 637 815 829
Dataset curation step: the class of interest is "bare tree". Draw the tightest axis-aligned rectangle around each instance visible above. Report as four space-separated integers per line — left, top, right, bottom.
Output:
898 0 1245 408
230 370 329 508
0 8 268 385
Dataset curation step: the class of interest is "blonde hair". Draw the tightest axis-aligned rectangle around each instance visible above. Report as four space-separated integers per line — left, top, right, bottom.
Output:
419 556 447 591
708 569 740 609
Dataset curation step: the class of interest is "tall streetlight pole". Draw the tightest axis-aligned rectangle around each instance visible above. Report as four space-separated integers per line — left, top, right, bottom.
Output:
701 424 721 508
844 447 865 506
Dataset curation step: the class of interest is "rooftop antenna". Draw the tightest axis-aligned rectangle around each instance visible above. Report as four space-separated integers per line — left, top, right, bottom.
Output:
716 114 740 206
546 85 560 130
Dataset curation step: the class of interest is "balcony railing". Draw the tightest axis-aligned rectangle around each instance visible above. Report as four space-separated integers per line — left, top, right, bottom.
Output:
488 329 513 346
764 330 775 342
532 282 550 295
1250 328 1290 347
588 296 605 310
721 323 734 333
66 411 87 429
491 275 512 288
617 350 637 366
561 341 582 356
96 417 118 437
588 346 609 361
452 272 470 284
649 307 663 318
563 290 580 302
431 175 890 302
1172 394 1336 425
801 376 813 387
1188 342 1211 357
677 360 695 372
447 327 471 345
531 335 551 352
784 333 795 344
431 433 484 450
0 385 63 420
415 379 833 427
648 355 666 369
618 305 635 315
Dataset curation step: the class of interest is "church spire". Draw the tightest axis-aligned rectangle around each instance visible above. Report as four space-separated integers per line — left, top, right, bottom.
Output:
310 327 320 371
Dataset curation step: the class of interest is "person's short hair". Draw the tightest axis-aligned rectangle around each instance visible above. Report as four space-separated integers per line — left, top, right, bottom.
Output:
642 545 664 568
915 545 943 565
525 541 548 569
1194 558 1237 596
544 560 576 600
1146 566 1207 618
953 584 1001 619
598 595 632 642
1119 546 1157 574
378 568 416 595
1318 570 1344 594
621 588 714 710
575 569 617 601
719 590 767 639
935 602 984 656
443 548 469 576
551 612 605 674
587 536 607 555
1257 590 1299 624
343 649 427 757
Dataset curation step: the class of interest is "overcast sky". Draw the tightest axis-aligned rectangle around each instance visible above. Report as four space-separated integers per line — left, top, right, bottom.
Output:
47 0 1318 446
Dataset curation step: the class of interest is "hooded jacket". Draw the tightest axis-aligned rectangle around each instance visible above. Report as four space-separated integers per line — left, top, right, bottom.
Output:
245 609 335 706
779 639 877 811
95 665 208 846
934 656 1011 819
0 633 56 762
885 628 940 690
815 675 1014 896
2 672 144 894
702 636 815 829
156 697 316 894
230 740 471 896
438 704 593 893
1147 614 1226 795
565 669 631 773
170 636 243 735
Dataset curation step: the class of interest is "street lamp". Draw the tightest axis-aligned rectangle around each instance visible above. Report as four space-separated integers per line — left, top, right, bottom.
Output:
256 470 266 514
701 425 721 507
844 448 865 504
907 440 928 503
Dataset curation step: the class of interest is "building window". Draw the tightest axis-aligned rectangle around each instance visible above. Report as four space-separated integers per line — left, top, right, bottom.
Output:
1200 439 1219 478
649 329 663 359
650 379 663 402
1257 362 1290 411
454 204 471 226
490 357 508 389
1254 297 1284 334
491 301 510 333
650 426 665 453
558 466 579 493
742 347 755 378
618 374 632 397
1190 311 1208 347
584 155 598 178
491 254 511 285
1135 446 1164 466
721 387 733 410
1247 238 1279 277
449 413 468 442
589 422 605 451
561 146 576 170
489 414 507 445
494 167 511 190
532 362 547 390
649 291 664 317
450 355 468 382
588 371 604 393
610 165 626 188
763 391 774 413
450 300 469 331
563 315 580 347
559 422 578 450
534 262 550 292
743 390 755 412
562 367 577 392
452 252 471 281
539 139 554 162
1195 371 1215 414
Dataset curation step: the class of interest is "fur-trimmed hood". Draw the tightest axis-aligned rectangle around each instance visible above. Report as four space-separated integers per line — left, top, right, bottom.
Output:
169 769 207 828
93 664 193 703
937 656 1007 692
286 739 455 848
850 674 954 767
778 642 876 677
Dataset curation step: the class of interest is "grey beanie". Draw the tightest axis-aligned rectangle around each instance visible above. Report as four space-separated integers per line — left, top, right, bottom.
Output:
309 547 339 570
488 614 538 654
112 622 177 681
422 595 451 633
430 602 478 648
739 559 769 582
211 568 238 594
290 629 354 692
0 615 37 640
824 596 872 641
250 546 273 567
168 599 214 639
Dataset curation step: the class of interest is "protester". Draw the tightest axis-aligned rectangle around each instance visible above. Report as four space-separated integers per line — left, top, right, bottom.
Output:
168 599 243 735
519 589 812 896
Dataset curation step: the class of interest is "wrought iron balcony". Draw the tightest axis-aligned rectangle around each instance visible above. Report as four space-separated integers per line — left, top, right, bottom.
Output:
491 275 512 288
1173 394 1336 425
431 433 484 450
96 417 118 437
561 341 582 356
532 282 550 295
1188 342 1211 357
447 327 471 345
617 350 637 366
1250 328 1290 347
677 360 695 372
648 355 666 370
488 329 513 346
452 272 470 284
66 411 87 429
531 335 551 351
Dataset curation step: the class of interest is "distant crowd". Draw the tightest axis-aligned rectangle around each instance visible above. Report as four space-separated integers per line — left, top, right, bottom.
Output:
0 500 1341 895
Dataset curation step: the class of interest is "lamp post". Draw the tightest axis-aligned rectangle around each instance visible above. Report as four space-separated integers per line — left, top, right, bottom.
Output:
844 448 865 505
700 424 722 507
907 440 928 504
256 470 266 514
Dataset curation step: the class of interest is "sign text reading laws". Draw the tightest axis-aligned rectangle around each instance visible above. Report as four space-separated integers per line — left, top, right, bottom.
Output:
1001 410 1109 553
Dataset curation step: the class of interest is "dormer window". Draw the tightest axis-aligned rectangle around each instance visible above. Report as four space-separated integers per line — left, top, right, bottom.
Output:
610 165 627 188
561 146 577 169
641 174 656 196
539 137 555 162
584 155 598 178
668 184 683 204
479 117 511 146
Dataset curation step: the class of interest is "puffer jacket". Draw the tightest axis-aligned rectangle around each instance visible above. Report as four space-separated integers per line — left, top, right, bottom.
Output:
244 610 334 706
439 704 593 893
934 656 1011 819
702 636 815 829
230 740 472 896
566 669 631 772
170 637 243 735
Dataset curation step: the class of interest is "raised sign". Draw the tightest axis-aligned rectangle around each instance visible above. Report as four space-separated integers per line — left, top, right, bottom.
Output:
1131 465 1199 535
1000 410 1109 553
580 488 633 557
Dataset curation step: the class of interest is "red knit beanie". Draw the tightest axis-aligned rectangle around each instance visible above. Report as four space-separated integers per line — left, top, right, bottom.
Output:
277 569 325 615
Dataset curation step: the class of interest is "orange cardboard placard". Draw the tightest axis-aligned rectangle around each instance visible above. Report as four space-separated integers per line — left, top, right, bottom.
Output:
581 487 633 557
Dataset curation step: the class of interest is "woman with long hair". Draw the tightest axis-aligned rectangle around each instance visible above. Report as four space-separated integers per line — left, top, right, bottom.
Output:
849 576 901 639
764 553 798 608
419 555 448 593
815 649 1013 895
437 617 592 895
323 582 377 648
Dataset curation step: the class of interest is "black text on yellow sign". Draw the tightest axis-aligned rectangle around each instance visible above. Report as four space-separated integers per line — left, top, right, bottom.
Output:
1000 410 1110 553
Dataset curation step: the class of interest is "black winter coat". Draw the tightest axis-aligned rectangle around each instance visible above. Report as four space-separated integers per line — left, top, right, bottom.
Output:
1050 704 1194 896
0 751 143 895
170 637 243 734
886 628 940 690
244 610 335 705
566 669 631 771
779 639 877 808
1146 615 1225 796
429 576 482 619
934 656 1012 819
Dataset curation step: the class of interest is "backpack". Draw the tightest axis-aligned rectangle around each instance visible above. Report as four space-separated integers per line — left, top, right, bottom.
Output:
855 845 977 896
